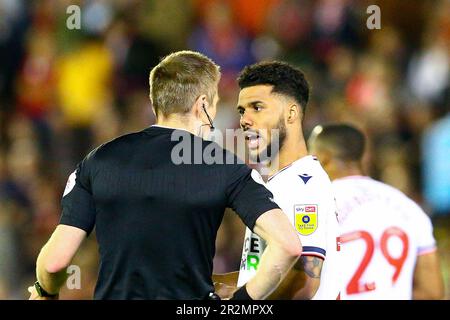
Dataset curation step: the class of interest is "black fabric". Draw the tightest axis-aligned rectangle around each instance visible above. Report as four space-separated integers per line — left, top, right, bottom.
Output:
60 126 278 300
230 285 253 300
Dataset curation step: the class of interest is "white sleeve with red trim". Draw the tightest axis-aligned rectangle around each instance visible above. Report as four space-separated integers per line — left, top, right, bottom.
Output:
413 205 437 256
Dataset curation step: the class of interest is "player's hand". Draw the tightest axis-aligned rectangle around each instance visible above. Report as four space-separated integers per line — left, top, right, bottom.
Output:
27 286 59 300
214 282 236 300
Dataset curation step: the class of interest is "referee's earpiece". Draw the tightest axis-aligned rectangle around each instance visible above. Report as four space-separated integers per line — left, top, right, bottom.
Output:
201 103 207 117
201 101 215 130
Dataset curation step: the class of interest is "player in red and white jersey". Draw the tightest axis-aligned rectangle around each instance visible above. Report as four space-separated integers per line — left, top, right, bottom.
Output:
308 123 444 300
213 62 340 300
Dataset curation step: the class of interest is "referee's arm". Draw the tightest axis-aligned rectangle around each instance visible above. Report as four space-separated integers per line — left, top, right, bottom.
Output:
29 159 96 299
246 209 303 300
29 225 87 299
225 167 302 300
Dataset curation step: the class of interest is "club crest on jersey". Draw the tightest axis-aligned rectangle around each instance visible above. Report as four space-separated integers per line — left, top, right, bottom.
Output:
63 170 77 197
294 204 318 235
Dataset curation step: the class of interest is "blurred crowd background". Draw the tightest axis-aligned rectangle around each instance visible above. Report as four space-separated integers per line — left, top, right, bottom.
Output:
0 0 449 299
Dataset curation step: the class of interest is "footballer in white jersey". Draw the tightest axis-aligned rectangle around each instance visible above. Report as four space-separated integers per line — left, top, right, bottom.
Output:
308 123 444 300
333 176 437 299
213 62 342 300
237 155 341 300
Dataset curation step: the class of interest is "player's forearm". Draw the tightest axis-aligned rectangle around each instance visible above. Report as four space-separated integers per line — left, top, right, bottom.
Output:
266 269 301 299
291 282 319 300
269 278 319 300
266 271 313 300
245 243 300 299
36 244 69 295
267 258 320 300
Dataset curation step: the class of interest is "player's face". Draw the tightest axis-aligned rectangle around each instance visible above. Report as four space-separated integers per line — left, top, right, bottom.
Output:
237 85 287 162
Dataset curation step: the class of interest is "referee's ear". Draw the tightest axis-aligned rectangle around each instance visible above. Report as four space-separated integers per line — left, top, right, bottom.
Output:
151 105 158 119
193 94 208 118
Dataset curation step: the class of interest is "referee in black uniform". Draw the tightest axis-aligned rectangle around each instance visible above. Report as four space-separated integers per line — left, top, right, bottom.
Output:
28 51 302 300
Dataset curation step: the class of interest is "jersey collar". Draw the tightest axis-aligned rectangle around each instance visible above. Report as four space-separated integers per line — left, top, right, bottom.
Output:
150 124 193 135
267 155 316 182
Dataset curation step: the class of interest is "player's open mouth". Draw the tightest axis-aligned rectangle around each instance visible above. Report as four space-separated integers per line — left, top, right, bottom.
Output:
245 132 260 150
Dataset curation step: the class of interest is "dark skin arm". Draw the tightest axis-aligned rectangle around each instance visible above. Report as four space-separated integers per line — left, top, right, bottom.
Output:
212 272 239 286
413 251 445 300
268 256 323 300
213 256 323 300
212 272 239 299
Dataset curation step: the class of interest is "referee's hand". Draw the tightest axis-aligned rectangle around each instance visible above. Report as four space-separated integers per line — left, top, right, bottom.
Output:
214 282 236 300
27 286 59 300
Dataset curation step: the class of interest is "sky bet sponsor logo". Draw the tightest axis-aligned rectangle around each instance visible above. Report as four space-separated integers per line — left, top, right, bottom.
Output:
294 204 318 236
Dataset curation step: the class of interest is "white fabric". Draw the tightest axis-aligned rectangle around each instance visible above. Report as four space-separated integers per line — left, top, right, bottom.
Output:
237 156 340 300
334 176 437 300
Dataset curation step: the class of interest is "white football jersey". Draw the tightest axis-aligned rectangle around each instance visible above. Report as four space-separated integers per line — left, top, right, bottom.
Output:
237 155 340 300
334 176 437 300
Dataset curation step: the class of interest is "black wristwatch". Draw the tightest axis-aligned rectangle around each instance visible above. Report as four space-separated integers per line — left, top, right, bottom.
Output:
34 281 58 298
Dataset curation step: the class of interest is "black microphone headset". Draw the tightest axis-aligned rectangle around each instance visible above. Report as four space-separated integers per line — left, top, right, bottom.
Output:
202 103 215 131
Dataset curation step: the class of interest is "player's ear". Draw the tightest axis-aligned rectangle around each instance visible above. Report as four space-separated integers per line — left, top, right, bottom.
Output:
287 104 300 123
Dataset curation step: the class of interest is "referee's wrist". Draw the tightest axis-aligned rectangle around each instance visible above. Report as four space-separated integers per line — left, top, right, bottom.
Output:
230 284 254 300
34 281 59 297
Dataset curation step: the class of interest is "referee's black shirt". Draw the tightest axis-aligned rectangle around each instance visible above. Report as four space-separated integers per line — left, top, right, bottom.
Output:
60 126 279 299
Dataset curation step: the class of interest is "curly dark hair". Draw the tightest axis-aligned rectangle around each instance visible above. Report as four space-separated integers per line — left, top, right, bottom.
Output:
237 61 310 116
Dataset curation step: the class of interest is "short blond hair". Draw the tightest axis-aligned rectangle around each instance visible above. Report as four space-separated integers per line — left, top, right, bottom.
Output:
149 51 221 117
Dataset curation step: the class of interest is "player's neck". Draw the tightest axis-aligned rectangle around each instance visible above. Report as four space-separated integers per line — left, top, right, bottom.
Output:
332 163 364 180
269 136 308 176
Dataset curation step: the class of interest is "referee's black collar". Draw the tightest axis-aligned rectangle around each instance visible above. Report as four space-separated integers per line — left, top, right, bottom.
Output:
144 125 194 136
